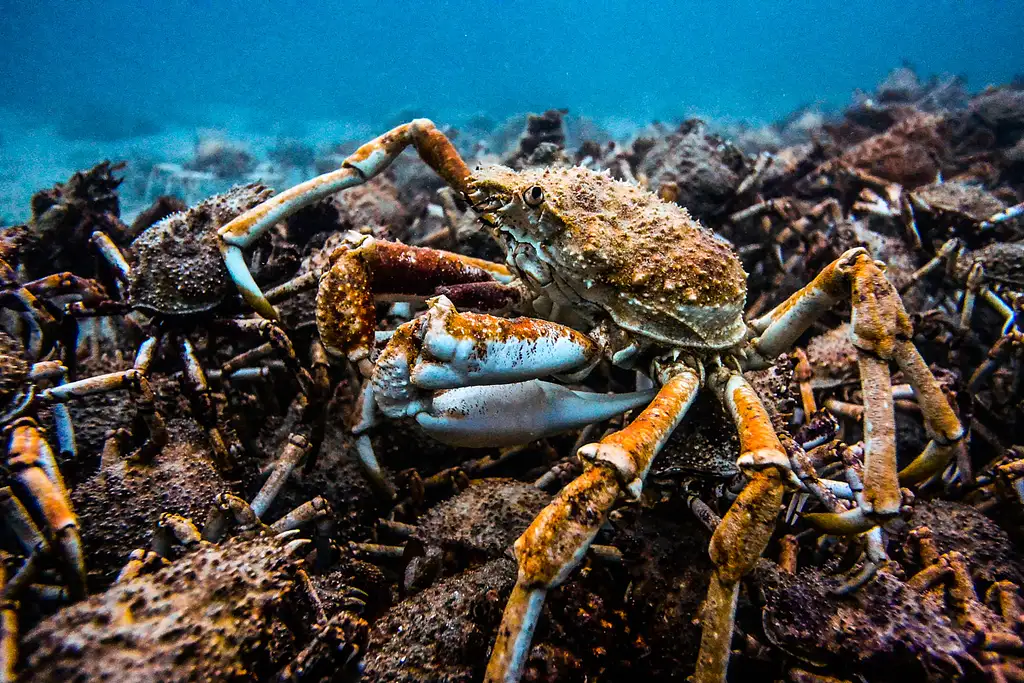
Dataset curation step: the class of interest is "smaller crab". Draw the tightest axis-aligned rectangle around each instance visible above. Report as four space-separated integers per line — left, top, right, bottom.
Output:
757 500 1024 681
352 478 552 595
24 530 367 683
79 185 318 471
21 429 363 682
853 177 1023 249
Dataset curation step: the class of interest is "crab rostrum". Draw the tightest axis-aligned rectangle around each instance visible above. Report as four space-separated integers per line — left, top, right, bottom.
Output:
215 119 964 683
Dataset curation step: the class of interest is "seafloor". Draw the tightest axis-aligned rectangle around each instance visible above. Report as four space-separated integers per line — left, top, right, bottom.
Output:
2 67 1024 682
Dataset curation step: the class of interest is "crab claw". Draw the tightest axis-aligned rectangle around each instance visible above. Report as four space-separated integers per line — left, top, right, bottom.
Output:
417 381 656 448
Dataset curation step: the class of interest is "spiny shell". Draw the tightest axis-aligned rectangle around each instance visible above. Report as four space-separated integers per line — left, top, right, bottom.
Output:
129 184 273 315
476 165 748 349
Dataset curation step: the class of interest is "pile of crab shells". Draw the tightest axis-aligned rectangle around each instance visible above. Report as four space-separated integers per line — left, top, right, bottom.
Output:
0 66 1022 683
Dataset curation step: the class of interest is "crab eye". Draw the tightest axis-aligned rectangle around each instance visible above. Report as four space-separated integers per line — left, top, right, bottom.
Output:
523 185 545 207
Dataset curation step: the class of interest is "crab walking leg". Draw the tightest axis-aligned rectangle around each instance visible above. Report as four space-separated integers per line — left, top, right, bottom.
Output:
970 331 1024 392
0 288 56 359
19 273 107 305
317 235 514 362
0 556 15 683
180 338 236 473
696 370 786 683
486 366 700 683
250 433 311 519
6 419 85 599
805 350 899 533
90 231 131 285
892 339 965 484
39 336 168 462
223 318 312 393
898 238 960 295
218 119 478 318
749 248 963 525
29 361 78 460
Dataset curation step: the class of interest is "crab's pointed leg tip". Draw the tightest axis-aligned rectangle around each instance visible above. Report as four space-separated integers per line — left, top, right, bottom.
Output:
221 244 279 320
485 583 547 683
54 526 86 599
803 507 875 535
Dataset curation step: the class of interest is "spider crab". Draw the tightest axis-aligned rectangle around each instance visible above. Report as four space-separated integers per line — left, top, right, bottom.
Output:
216 120 964 682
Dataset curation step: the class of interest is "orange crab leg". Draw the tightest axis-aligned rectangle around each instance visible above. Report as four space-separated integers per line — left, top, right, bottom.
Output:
7 419 85 599
218 119 476 319
697 369 786 683
0 556 15 683
486 365 700 682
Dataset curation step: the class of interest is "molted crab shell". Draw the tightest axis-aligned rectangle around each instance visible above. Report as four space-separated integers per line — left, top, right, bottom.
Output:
129 184 274 315
472 165 749 350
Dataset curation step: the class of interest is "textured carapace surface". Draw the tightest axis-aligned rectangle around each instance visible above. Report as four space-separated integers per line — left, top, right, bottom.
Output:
0 330 29 404
412 478 551 560
129 183 274 315
23 535 307 682
471 165 749 349
913 181 1007 225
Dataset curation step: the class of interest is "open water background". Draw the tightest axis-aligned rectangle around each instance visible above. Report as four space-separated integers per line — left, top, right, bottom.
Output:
0 0 1022 220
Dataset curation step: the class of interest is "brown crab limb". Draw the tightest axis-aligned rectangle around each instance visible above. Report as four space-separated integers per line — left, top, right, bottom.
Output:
250 433 311 519
115 548 168 583
486 367 700 683
20 273 107 305
269 496 330 534
898 238 960 294
316 235 514 362
264 268 322 304
223 318 312 393
39 362 168 463
201 493 271 543
179 338 237 473
957 262 1018 335
218 119 477 318
970 331 1023 391
792 348 816 417
695 369 786 683
961 262 986 330
0 288 56 359
814 350 899 534
6 420 85 599
834 526 887 595
0 487 47 560
151 513 202 558
90 230 131 285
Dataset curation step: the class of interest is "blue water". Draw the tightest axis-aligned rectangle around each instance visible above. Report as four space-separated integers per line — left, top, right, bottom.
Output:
2 0 1022 128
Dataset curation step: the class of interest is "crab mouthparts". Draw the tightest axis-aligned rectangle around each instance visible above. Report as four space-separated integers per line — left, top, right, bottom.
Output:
466 183 510 212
